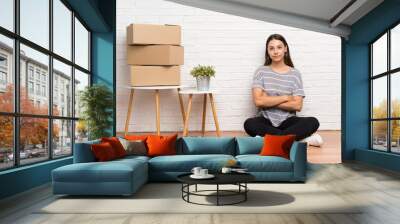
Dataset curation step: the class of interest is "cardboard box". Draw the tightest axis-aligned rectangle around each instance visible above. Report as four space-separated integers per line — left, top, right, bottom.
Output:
127 24 181 45
127 45 184 65
130 66 180 86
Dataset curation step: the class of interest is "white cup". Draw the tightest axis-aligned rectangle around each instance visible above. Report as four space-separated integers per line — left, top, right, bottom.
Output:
200 169 208 176
221 167 232 174
191 167 202 176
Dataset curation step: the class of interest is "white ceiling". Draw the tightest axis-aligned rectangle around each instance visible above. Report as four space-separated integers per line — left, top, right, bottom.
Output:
166 0 384 38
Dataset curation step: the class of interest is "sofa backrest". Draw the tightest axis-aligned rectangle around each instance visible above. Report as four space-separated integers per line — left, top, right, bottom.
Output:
235 136 263 155
73 136 264 162
73 139 100 163
178 137 236 155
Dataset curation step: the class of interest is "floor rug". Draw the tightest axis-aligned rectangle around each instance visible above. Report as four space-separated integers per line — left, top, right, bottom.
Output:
37 183 362 214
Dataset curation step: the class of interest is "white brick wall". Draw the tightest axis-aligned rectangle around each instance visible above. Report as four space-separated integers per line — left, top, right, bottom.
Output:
116 0 342 132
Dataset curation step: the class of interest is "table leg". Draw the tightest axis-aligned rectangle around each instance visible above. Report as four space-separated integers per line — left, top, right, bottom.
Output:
209 93 221 137
183 94 193 137
124 89 135 136
155 90 160 136
177 88 186 125
202 94 207 136
217 184 220 206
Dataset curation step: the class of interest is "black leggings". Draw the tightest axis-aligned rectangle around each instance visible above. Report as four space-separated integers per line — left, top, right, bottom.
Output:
243 116 320 140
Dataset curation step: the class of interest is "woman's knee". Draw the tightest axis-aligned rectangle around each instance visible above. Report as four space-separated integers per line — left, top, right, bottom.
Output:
243 117 258 136
307 117 320 132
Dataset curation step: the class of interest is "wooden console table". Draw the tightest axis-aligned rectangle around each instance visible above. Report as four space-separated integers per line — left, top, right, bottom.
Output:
124 85 186 136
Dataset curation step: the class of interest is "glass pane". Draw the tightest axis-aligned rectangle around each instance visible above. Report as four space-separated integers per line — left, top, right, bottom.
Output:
0 34 14 112
74 69 89 118
74 18 89 70
0 116 13 170
20 0 49 49
0 0 14 31
75 120 88 143
391 120 400 153
372 77 387 119
53 0 72 60
391 24 400 70
372 33 387 76
53 59 72 117
372 121 388 151
20 117 49 165
391 72 400 118
20 44 49 115
53 119 72 158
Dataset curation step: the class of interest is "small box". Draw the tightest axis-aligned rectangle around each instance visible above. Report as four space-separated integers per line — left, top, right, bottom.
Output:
130 66 181 86
127 45 184 65
126 24 181 45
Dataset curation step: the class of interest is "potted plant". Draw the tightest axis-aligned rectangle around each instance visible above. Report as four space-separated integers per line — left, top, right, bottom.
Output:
79 84 113 140
190 65 215 91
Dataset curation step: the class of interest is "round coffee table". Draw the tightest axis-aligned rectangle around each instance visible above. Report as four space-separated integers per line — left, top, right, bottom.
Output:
177 173 255 206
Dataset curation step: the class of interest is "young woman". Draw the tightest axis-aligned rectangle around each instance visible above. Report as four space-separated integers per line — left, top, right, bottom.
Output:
243 34 323 146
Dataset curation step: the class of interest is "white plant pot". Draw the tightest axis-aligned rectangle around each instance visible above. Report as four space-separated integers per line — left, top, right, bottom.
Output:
196 76 210 91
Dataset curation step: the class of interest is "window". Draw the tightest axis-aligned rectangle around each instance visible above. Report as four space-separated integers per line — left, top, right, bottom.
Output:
0 54 7 67
42 85 46 97
53 0 72 60
20 0 49 49
28 81 34 94
371 23 400 154
28 67 34 80
0 116 13 170
0 1 91 170
0 0 14 31
74 69 89 118
0 71 6 85
53 119 72 158
53 59 72 117
75 18 89 70
0 34 13 113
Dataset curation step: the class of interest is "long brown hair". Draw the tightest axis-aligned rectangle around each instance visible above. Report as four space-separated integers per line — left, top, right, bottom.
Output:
264 34 294 67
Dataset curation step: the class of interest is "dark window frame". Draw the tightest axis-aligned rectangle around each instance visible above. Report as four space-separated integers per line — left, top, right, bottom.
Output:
0 0 91 171
370 21 400 154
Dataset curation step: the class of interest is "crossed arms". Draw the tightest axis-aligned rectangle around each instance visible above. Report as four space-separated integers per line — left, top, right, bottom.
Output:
252 88 303 112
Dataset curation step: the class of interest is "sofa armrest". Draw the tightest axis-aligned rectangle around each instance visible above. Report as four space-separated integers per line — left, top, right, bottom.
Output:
73 140 100 163
289 141 307 181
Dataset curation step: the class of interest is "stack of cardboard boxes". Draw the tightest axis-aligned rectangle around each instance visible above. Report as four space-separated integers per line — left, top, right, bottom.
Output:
126 24 184 86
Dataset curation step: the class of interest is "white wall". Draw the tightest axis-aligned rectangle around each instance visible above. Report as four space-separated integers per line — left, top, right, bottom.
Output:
116 0 341 133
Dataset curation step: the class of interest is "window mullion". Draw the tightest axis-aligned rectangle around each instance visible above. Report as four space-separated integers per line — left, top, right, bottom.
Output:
388 30 391 152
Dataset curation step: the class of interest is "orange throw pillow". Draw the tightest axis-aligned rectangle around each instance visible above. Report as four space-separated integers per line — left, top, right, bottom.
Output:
125 135 149 141
260 134 296 159
146 134 178 157
91 142 117 161
101 137 127 158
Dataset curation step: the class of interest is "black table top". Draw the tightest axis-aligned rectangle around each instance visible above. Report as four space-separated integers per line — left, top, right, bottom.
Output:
177 172 255 185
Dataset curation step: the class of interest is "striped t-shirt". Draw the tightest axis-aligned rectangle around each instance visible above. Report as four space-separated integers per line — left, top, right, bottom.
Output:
252 66 305 127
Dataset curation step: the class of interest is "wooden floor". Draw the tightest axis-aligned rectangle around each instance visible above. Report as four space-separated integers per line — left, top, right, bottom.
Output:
1 162 400 224
119 130 342 164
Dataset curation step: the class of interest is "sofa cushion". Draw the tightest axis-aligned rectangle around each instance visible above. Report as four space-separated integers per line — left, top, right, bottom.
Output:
91 142 118 161
260 134 296 159
101 137 127 158
180 137 236 155
236 136 263 155
149 154 235 172
147 134 177 157
52 158 147 183
119 139 147 156
236 155 293 172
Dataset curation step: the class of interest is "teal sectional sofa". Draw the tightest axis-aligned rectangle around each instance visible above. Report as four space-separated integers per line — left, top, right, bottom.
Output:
52 137 307 196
